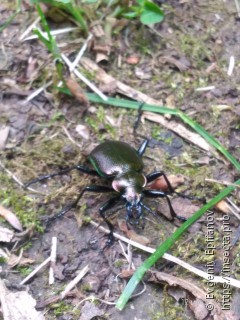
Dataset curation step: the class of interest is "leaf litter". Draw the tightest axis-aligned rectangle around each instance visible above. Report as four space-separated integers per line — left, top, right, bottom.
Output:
0 0 240 319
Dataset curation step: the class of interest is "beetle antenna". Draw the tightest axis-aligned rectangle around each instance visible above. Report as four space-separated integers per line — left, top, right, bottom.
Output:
133 101 145 134
140 202 161 221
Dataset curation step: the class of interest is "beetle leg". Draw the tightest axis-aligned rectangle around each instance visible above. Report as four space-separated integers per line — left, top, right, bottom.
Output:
137 139 149 156
140 202 162 221
99 195 121 248
146 171 205 202
146 171 175 192
133 102 145 133
143 189 185 221
44 185 114 224
125 204 134 226
25 165 99 188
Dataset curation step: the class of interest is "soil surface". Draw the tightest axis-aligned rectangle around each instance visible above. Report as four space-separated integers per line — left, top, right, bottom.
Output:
0 1 240 320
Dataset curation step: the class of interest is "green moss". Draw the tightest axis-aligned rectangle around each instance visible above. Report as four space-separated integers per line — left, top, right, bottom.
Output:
81 283 92 292
82 215 92 224
51 301 80 317
0 176 42 231
151 124 162 139
0 257 7 264
85 106 117 139
114 259 125 268
177 33 211 68
17 266 33 276
149 286 190 320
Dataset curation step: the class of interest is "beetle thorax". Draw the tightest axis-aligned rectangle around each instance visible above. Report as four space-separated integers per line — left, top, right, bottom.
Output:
112 171 146 204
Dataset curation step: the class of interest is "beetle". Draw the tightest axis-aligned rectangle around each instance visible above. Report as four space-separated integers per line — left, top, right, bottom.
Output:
25 139 193 246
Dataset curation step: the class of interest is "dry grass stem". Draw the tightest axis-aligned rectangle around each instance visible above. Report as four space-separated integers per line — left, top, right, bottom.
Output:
206 178 240 189
90 221 240 289
23 80 53 104
20 256 51 285
69 33 93 72
61 53 108 101
23 27 79 41
49 237 57 285
60 265 89 299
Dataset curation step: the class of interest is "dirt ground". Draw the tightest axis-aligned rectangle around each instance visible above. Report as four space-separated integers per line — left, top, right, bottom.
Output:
0 0 240 319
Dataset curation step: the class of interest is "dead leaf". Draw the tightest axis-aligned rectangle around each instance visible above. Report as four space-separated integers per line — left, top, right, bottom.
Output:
8 253 35 269
99 80 117 94
91 24 105 38
75 124 90 140
119 269 135 278
0 248 35 268
168 286 186 302
212 104 232 112
0 126 10 149
118 220 150 245
171 198 201 220
135 66 152 80
78 301 104 320
96 52 109 63
148 271 239 320
65 78 89 105
159 55 190 71
165 95 176 109
0 226 14 242
25 57 38 81
126 55 140 65
80 57 163 106
194 156 210 165
91 24 111 58
189 299 209 320
148 174 184 191
215 200 230 214
0 205 23 231
36 295 60 310
0 248 8 260
0 279 45 320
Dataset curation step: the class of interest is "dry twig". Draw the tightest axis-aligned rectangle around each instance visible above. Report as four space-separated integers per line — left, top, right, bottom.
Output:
49 237 57 285
60 265 89 299
20 257 51 285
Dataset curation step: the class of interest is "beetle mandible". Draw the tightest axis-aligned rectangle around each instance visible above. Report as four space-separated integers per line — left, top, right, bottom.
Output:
26 139 189 246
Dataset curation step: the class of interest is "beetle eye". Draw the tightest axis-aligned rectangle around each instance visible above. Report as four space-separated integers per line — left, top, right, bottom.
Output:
142 176 147 187
112 180 123 192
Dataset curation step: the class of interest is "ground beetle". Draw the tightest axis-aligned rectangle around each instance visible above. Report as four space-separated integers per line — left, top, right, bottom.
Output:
26 139 193 246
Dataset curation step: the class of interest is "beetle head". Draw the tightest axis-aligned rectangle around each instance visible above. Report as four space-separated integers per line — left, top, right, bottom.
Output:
112 171 146 205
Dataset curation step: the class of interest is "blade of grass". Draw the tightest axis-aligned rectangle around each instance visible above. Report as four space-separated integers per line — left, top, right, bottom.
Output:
34 3 63 80
39 0 87 32
58 89 240 170
0 11 19 33
116 179 240 310
35 3 61 60
85 93 240 170
0 0 21 33
177 110 240 171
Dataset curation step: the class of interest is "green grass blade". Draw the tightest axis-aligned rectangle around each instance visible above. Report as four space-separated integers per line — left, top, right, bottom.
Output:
85 93 240 170
0 11 19 32
177 111 240 171
39 0 87 32
86 93 178 114
35 3 61 60
116 179 240 310
0 0 21 33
